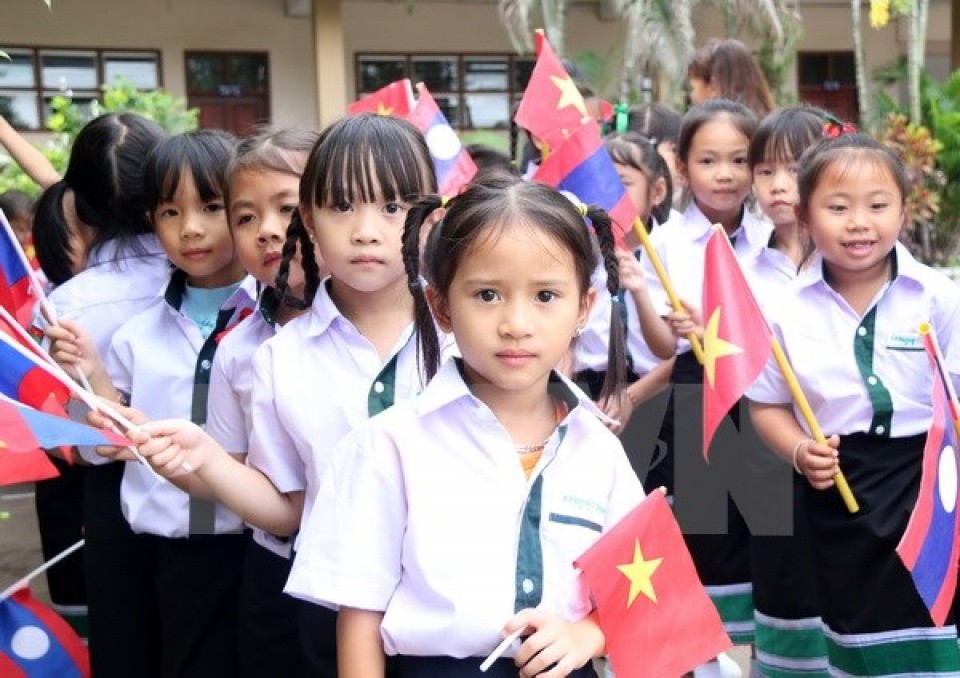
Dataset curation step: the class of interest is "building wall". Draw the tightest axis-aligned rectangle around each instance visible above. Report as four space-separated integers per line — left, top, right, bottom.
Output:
0 0 954 131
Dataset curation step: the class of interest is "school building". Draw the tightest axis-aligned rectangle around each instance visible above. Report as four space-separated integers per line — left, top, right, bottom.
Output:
0 0 956 140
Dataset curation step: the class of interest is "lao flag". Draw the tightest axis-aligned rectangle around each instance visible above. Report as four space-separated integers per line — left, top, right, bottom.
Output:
0 330 71 417
0 588 89 677
348 79 414 117
532 121 636 248
0 210 36 327
896 324 960 627
407 84 477 196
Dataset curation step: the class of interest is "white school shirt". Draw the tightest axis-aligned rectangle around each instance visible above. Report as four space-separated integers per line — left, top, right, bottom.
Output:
740 233 800 317
106 272 257 537
205 289 292 557
747 243 960 437
286 357 644 658
640 203 772 354
32 234 170 464
246 279 439 551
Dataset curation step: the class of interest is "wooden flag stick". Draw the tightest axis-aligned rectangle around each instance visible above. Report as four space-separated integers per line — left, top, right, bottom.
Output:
770 338 859 513
631 218 705 364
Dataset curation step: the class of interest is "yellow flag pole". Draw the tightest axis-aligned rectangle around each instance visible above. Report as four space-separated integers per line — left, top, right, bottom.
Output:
919 322 960 442
631 217 706 364
770 338 859 513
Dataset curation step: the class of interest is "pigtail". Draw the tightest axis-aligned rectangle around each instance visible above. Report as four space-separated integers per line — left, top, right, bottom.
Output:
586 204 627 403
402 195 445 381
274 209 316 309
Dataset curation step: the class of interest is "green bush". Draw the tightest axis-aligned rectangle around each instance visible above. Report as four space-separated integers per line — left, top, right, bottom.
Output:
0 76 198 197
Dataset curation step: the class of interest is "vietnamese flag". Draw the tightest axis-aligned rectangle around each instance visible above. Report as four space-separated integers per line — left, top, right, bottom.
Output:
532 121 636 248
575 491 731 677
348 79 414 117
701 227 773 458
896 325 960 626
514 30 592 154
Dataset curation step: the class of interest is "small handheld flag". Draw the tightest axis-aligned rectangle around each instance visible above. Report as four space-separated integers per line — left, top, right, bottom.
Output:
348 79 414 117
896 323 960 626
407 83 477 196
574 491 731 677
532 121 636 247
0 209 38 327
701 227 773 458
0 330 70 416
0 587 89 677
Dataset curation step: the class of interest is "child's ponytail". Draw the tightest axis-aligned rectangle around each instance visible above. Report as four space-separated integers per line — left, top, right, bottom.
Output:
274 209 319 309
585 205 627 402
402 195 445 381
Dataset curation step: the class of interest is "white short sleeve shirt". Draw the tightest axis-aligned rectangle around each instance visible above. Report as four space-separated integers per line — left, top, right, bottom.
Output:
286 357 644 659
747 244 960 437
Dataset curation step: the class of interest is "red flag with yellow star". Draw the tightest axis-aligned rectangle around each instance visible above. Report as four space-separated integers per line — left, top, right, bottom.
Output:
575 491 730 677
514 30 593 155
348 79 414 117
702 227 773 459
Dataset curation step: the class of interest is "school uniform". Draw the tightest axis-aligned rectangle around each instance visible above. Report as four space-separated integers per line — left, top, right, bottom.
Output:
247 278 440 677
32 234 169 676
740 238 830 677
105 269 256 678
748 243 960 675
204 288 303 678
638 202 773 644
286 357 643 677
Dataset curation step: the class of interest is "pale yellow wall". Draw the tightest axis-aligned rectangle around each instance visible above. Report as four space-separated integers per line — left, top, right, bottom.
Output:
0 0 317 129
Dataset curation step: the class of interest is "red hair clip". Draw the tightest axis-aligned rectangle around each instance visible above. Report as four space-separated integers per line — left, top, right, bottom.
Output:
821 115 857 139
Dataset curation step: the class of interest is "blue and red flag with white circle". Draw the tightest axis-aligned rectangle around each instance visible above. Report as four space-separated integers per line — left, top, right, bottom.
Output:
532 121 636 249
0 588 89 677
897 325 960 626
407 84 477 196
0 210 36 328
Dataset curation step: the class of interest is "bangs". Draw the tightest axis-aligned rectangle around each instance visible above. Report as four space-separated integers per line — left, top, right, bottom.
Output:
309 115 435 207
145 131 236 209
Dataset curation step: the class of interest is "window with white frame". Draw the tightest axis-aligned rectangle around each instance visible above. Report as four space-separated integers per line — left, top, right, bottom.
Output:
356 53 535 130
0 47 161 130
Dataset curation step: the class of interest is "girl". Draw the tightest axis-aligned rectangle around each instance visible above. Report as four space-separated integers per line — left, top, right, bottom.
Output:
285 175 642 677
32 112 168 676
206 127 319 677
573 132 674 438
624 103 684 207
687 39 774 120
50 130 252 677
119 113 439 677
748 134 960 675
744 106 829 677
639 99 772 675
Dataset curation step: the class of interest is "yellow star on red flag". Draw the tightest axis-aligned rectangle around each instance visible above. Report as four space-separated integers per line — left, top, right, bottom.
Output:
702 306 743 388
617 539 663 606
376 103 394 116
549 75 589 118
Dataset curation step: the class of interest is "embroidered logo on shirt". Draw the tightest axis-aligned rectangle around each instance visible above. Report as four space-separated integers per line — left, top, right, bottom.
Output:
886 332 924 351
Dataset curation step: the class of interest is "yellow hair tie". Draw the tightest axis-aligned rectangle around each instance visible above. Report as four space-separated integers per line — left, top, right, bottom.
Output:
579 203 588 217
440 196 450 208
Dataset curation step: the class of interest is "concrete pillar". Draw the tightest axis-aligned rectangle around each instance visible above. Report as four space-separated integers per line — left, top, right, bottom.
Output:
313 0 347 126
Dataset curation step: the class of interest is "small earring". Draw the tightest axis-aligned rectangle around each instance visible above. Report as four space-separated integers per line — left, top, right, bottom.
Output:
574 326 584 337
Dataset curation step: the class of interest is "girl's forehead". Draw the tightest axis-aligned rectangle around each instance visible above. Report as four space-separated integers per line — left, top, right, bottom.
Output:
692 116 749 146
817 155 900 189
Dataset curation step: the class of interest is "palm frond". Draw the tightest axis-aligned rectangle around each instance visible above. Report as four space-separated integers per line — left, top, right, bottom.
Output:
621 0 695 87
498 0 535 53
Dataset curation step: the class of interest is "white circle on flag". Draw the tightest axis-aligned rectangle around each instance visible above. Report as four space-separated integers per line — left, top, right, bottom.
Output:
938 445 957 513
425 125 461 161
11 625 51 660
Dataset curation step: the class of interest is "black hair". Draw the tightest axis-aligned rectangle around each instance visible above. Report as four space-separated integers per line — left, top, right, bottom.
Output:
748 105 826 168
33 113 166 281
465 143 517 179
687 38 774 119
143 130 237 212
0 190 33 219
676 99 758 164
403 174 627 402
604 132 674 225
625 103 682 144
33 183 75 285
274 113 436 308
226 128 321 309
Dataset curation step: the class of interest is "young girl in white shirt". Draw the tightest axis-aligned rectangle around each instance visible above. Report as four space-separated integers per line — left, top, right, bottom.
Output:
120 113 439 676
283 176 643 677
748 133 960 675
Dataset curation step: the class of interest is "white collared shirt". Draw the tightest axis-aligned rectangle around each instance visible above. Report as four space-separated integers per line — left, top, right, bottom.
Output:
246 280 438 550
747 244 960 437
741 234 800 317
286 357 644 659
640 203 773 354
106 273 257 538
